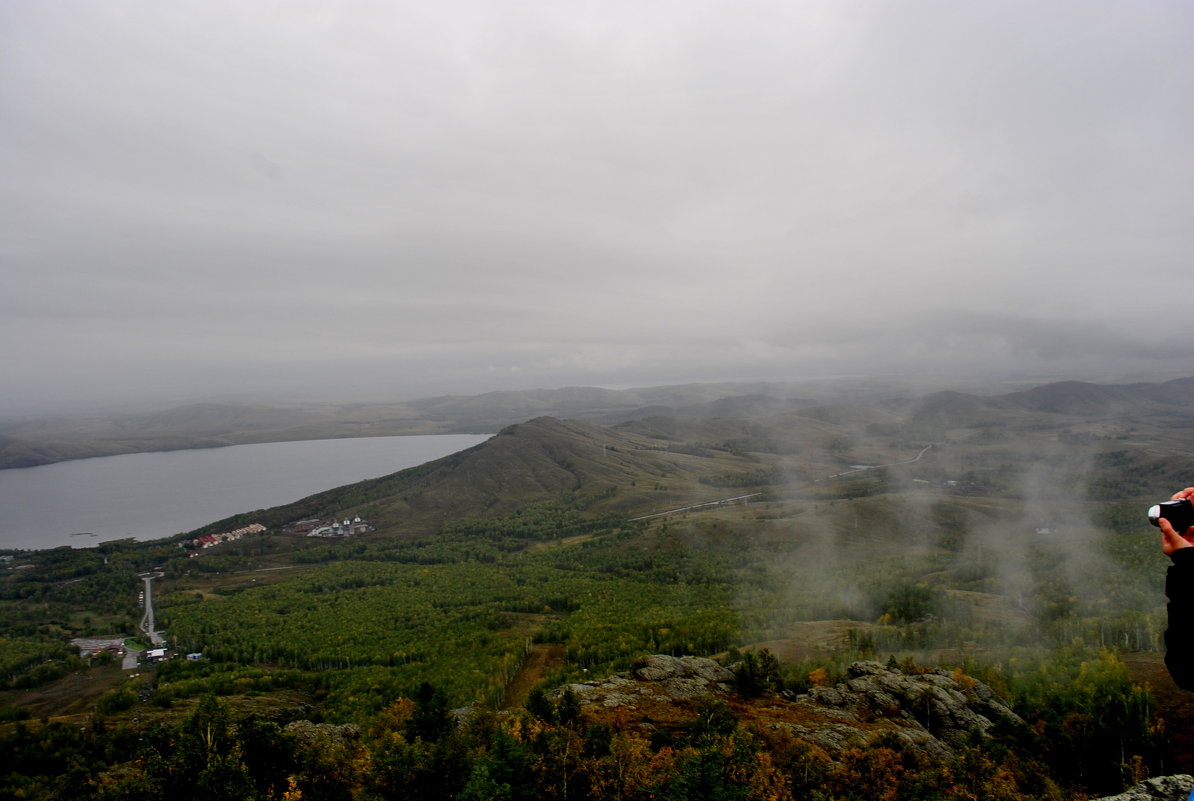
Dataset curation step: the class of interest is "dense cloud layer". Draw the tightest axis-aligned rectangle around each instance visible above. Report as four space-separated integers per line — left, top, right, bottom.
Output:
2 1 1192 415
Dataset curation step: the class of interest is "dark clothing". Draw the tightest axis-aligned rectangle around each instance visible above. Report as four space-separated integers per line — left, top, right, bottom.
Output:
1165 547 1194 690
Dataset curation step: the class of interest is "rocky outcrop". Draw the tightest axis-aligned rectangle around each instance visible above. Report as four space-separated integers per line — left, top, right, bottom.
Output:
557 656 1023 763
555 654 735 708
1088 775 1194 801
795 661 1022 751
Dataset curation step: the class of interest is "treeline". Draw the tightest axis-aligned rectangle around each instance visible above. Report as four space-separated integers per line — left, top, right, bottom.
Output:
698 467 781 488
0 647 1163 801
443 503 625 542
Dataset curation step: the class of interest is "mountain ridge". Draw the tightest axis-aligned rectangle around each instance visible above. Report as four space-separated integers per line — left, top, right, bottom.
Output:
2 376 1192 470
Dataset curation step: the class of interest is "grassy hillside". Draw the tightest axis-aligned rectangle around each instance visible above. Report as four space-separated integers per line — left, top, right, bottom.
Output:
178 415 774 541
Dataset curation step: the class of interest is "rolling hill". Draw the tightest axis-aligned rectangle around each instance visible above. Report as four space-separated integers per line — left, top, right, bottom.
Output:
4 375 1192 471
186 415 776 540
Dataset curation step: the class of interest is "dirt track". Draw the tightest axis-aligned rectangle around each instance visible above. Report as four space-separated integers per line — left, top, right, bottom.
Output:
501 644 566 709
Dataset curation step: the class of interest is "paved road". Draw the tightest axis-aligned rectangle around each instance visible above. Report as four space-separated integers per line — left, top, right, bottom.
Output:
139 571 166 647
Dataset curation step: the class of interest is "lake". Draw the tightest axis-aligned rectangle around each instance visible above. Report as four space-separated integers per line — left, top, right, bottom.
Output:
0 434 492 550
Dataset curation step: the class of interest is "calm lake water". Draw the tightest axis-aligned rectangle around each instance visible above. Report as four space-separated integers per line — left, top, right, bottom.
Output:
0 434 491 551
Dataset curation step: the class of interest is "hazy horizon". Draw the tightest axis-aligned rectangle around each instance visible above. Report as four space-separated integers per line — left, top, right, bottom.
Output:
4 1 1192 418
3 368 1192 426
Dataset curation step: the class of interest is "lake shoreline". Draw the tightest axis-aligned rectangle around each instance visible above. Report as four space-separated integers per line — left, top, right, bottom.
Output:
0 433 492 551
0 424 494 471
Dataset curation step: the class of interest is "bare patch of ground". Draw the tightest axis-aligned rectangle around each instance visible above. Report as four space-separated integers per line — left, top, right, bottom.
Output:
750 620 877 661
527 533 599 552
0 662 127 723
501 644 566 709
943 589 1032 627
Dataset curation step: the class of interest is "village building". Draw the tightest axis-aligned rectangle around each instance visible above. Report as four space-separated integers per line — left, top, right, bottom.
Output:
180 522 267 557
69 637 126 659
307 516 372 538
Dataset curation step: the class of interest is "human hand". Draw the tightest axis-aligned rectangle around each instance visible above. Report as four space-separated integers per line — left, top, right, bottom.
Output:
1160 518 1194 555
1160 488 1194 554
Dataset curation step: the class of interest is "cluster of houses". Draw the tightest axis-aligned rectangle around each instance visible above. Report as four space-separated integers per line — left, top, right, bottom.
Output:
69 638 202 667
179 522 267 556
142 649 201 664
281 516 373 538
136 648 202 665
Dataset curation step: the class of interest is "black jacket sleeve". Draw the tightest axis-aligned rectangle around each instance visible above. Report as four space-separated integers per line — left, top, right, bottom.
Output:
1165 547 1194 690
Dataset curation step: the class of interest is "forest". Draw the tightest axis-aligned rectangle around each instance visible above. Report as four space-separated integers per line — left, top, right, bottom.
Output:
2 379 1194 800
0 495 1177 800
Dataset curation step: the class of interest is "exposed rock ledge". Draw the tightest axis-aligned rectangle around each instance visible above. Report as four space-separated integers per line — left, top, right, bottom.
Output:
794 660 1024 759
554 655 1024 762
1089 775 1194 801
558 654 736 709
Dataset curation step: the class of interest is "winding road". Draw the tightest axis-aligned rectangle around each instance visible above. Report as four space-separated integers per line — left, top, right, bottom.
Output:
821 444 934 480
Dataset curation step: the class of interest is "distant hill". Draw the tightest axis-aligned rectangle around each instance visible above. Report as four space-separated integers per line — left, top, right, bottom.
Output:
3 376 1193 470
1000 381 1149 416
899 390 1020 429
0 381 815 469
1137 376 1194 405
191 416 772 539
184 368 1194 544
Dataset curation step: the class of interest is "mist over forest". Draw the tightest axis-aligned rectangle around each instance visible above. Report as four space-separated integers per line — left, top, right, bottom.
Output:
3 374 1194 798
3 0 1194 797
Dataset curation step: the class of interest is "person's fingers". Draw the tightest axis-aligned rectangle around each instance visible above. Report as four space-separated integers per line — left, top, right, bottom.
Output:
1161 518 1192 555
1170 487 1194 501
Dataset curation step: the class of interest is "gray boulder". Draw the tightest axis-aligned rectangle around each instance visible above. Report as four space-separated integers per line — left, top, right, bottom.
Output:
560 656 1024 764
799 661 1023 751
632 654 735 683
1088 775 1194 801
552 654 735 708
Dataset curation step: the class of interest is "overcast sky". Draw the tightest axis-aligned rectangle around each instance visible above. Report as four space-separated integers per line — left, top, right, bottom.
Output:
2 1 1192 416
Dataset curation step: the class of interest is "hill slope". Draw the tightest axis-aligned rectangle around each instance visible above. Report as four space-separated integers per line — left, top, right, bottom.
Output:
191 415 773 539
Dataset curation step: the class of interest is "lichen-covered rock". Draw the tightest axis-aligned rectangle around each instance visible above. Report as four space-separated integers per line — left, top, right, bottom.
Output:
1088 775 1194 801
774 720 952 762
799 660 1022 751
554 657 1022 765
553 655 734 706
632 654 735 684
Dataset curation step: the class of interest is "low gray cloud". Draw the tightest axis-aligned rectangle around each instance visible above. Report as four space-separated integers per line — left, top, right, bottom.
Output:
2 0 1192 416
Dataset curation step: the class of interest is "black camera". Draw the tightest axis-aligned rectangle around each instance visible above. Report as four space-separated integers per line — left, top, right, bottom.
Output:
1149 499 1194 533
